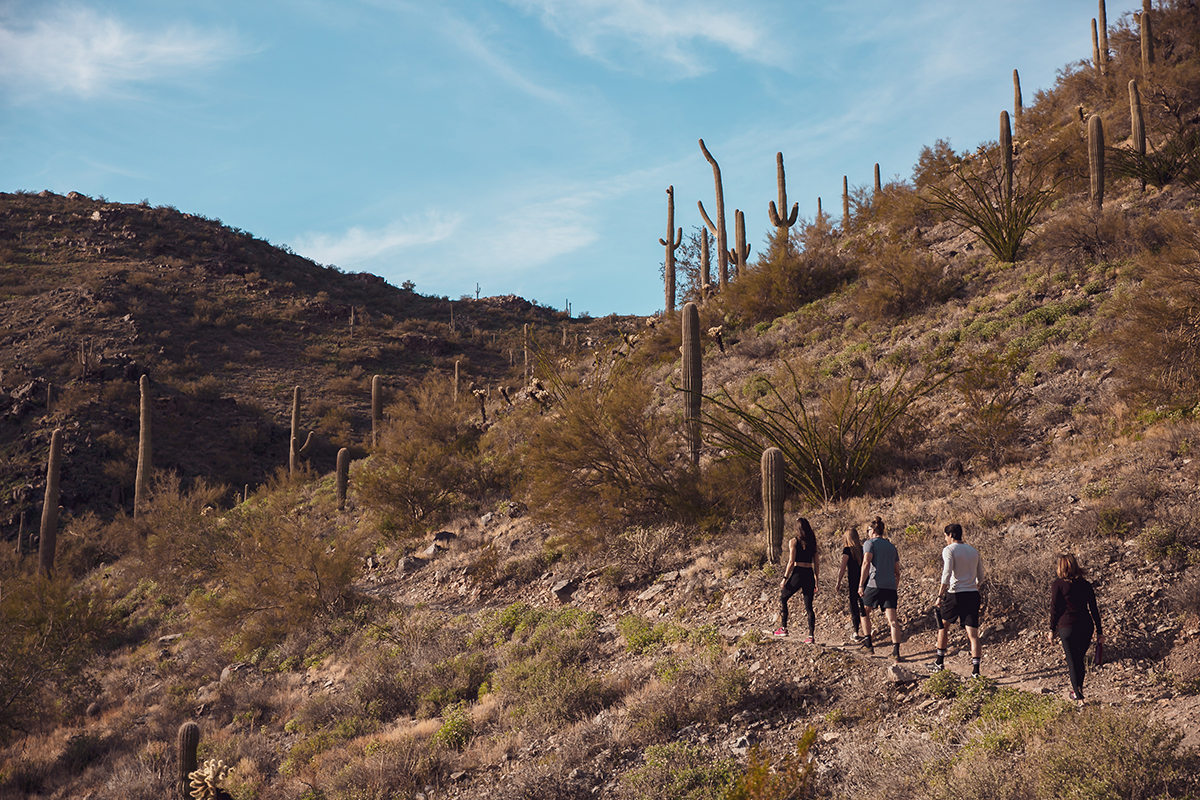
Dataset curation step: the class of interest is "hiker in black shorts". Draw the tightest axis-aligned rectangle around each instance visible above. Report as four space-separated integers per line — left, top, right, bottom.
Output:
774 517 820 643
858 516 901 660
932 522 985 676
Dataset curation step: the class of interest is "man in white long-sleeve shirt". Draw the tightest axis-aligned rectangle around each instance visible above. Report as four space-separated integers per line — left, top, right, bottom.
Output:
931 522 985 675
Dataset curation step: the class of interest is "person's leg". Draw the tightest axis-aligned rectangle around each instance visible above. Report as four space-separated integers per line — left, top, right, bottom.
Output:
965 626 981 675
1057 626 1083 697
1069 627 1092 697
885 607 901 659
803 590 816 639
778 584 794 633
847 584 862 636
861 605 874 648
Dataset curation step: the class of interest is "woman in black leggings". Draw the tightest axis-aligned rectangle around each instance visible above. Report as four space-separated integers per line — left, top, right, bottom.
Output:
1047 553 1104 705
774 517 820 642
835 526 866 641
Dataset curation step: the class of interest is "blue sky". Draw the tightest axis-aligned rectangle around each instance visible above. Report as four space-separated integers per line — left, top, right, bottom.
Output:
0 1 1142 316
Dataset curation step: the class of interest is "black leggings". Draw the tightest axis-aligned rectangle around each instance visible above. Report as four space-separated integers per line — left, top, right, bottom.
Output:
846 580 866 633
1057 625 1093 697
781 568 815 635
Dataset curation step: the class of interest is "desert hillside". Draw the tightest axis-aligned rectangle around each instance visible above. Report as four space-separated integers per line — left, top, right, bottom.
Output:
2 2 1200 799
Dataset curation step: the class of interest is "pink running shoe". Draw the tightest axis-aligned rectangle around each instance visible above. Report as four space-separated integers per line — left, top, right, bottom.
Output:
772 628 787 637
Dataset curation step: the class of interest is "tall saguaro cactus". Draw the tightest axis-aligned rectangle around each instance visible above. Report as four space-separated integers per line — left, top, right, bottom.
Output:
1000 110 1014 204
660 186 683 314
1141 0 1154 77
697 139 730 289
1098 0 1109 75
761 447 785 564
842 176 851 228
135 374 151 518
336 448 350 511
371 374 382 446
767 151 799 250
1130 79 1146 166
874 163 882 195
1092 18 1102 75
700 227 711 296
290 386 313 475
681 302 702 467
178 721 200 800
38 428 63 578
1013 69 1024 135
1089 114 1106 212
729 209 750 278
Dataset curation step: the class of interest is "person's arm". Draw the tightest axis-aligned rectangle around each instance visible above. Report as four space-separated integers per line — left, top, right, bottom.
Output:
1088 582 1104 642
859 551 874 595
836 552 848 590
1047 580 1062 643
780 538 797 589
935 546 951 607
813 549 820 593
976 552 986 588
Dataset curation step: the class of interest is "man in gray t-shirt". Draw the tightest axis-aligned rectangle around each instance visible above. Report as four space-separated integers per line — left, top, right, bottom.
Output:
858 517 902 660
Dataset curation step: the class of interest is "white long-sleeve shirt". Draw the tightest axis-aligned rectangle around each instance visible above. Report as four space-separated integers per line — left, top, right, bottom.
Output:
941 541 984 593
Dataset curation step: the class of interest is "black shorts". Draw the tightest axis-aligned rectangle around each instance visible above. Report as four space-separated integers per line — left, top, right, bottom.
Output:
941 591 981 628
862 586 897 609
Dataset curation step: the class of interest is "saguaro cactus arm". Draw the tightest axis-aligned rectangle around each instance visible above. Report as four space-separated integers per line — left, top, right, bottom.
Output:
767 151 799 234
697 138 729 288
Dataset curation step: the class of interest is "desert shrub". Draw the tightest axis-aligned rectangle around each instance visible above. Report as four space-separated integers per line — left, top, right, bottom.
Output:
357 371 487 537
615 524 677 576
429 701 473 751
130 472 232 585
1108 215 1200 408
189 483 367 654
1137 523 1198 566
0 571 115 742
519 357 703 537
924 668 963 699
702 360 951 504
619 741 740 800
948 349 1031 467
1033 203 1167 269
1167 568 1200 617
725 730 817 800
849 239 956 321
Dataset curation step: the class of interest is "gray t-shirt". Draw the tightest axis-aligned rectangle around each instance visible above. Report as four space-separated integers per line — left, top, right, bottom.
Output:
863 536 898 590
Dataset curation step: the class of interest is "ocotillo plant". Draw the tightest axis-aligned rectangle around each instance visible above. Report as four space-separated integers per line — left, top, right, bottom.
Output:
767 151 799 250
660 185 682 314
38 428 62 578
1000 110 1014 204
1141 1 1154 77
178 721 200 800
761 447 785 563
1098 0 1109 75
1013 69 1023 135
697 139 730 289
336 448 349 511
729 209 750 278
1089 114 1106 212
682 302 702 467
371 374 382 446
135 374 151 518
290 386 313 475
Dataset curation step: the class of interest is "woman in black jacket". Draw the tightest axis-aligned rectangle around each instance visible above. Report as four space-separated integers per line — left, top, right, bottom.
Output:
1047 553 1104 705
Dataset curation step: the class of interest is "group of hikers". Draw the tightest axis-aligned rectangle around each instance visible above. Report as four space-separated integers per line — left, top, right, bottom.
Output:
773 515 1105 704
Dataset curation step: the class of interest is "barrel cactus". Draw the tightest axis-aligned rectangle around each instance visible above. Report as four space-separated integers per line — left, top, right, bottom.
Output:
135 374 151 517
178 721 200 799
761 447 785 563
38 428 63 578
681 302 702 467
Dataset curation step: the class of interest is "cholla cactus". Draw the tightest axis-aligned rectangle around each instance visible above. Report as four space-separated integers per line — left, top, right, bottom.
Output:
189 758 234 800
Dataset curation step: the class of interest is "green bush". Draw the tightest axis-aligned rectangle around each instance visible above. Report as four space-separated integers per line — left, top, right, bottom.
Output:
429 702 472 751
620 741 740 800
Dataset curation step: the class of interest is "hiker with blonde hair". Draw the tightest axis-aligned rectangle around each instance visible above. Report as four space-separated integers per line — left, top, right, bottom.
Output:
835 526 867 642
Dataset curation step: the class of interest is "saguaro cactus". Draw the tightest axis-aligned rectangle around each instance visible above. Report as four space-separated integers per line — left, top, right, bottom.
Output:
290 386 313 475
1000 110 1013 204
1092 19 1102 74
729 209 750 278
38 428 63 578
762 447 785 564
1013 69 1024 135
1130 79 1146 166
1141 1 1154 77
371 374 382 446
842 175 850 228
178 721 200 799
767 151 799 249
700 227 711 296
1098 0 1109 75
660 185 682 314
681 302 702 467
697 139 730 289
336 448 350 511
1089 114 1105 212
135 374 151 518
874 163 882 195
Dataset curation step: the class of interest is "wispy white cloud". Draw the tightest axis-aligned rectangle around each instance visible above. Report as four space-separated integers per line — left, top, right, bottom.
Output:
503 0 773 76
442 15 575 107
292 211 463 269
0 5 246 99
